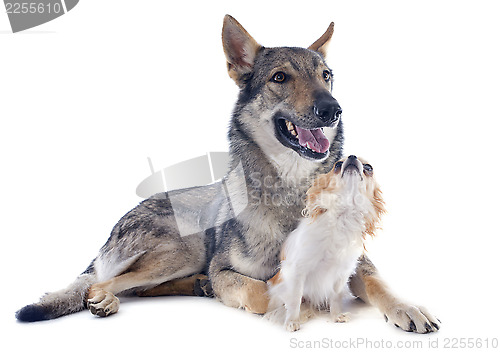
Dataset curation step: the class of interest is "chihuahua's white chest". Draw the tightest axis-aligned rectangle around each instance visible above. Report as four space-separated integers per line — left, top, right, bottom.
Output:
285 206 365 305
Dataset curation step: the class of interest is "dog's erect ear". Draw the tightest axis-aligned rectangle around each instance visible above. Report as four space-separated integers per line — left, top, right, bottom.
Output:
308 22 334 58
222 15 262 85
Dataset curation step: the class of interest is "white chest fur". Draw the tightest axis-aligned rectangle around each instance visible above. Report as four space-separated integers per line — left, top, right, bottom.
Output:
266 188 371 330
282 208 365 305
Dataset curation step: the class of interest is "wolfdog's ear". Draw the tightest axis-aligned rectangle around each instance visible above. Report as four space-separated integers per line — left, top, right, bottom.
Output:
222 15 262 85
308 22 334 58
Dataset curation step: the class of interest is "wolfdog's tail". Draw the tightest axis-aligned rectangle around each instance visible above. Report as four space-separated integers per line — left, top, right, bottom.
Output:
15 266 97 322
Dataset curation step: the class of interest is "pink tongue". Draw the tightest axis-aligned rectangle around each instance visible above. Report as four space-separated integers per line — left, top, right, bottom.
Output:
295 126 330 153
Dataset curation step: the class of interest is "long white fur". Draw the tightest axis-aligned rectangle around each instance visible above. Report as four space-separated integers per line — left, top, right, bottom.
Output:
266 162 377 331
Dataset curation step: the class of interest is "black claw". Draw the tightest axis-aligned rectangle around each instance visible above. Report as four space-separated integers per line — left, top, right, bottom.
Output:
201 279 214 297
193 279 205 297
409 320 416 332
394 324 400 328
424 322 432 333
384 314 388 322
431 322 440 330
194 278 214 297
437 318 442 323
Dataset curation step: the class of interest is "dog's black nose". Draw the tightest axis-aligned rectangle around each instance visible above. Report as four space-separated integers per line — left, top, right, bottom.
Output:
313 92 342 125
347 155 357 160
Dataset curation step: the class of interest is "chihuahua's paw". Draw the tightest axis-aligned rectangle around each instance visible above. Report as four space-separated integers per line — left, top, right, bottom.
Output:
334 312 351 323
286 320 301 332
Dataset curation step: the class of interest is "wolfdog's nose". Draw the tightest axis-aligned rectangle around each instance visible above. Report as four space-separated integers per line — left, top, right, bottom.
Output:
313 93 342 125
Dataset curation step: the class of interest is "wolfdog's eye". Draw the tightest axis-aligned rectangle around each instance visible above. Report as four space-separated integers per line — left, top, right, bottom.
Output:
323 70 331 82
272 72 287 83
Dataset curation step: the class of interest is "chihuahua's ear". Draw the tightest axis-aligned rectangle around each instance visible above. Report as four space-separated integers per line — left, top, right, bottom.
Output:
363 184 386 238
308 22 334 58
222 15 262 85
303 173 336 221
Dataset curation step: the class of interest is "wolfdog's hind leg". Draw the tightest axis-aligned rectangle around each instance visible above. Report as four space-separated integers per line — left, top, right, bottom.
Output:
87 244 205 317
87 272 151 317
87 269 190 317
136 274 213 297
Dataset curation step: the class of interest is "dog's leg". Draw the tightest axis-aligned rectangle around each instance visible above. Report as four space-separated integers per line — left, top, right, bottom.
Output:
329 278 353 323
136 274 213 297
209 269 269 315
87 268 202 317
282 277 305 332
328 296 350 323
87 233 206 317
87 271 167 317
349 254 440 333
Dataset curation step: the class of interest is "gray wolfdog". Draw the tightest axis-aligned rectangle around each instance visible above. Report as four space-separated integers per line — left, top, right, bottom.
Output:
16 15 439 333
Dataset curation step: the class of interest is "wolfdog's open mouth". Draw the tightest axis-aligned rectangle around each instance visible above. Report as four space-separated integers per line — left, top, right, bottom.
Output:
275 118 331 160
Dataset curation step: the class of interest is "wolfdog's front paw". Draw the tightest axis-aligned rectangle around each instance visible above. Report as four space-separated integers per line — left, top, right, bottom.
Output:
242 279 269 314
87 289 120 317
383 303 440 334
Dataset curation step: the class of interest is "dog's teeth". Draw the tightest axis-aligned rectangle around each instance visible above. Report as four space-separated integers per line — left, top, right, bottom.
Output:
285 120 298 137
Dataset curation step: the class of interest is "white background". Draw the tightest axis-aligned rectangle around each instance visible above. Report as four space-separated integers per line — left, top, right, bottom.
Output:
1 1 499 351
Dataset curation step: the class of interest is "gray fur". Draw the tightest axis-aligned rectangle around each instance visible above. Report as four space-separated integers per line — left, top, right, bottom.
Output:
16 16 345 321
16 274 96 321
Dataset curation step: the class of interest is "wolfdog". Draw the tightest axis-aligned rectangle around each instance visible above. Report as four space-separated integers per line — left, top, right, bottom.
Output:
16 15 439 333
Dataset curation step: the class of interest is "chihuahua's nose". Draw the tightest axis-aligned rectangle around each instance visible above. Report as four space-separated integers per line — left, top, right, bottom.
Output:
313 92 342 125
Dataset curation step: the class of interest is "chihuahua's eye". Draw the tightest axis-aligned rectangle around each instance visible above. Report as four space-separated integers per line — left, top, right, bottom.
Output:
363 164 373 172
334 161 343 172
272 72 287 83
323 70 331 82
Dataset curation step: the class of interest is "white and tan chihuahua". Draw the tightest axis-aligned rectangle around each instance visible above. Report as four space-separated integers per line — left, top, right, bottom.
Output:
266 155 385 331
